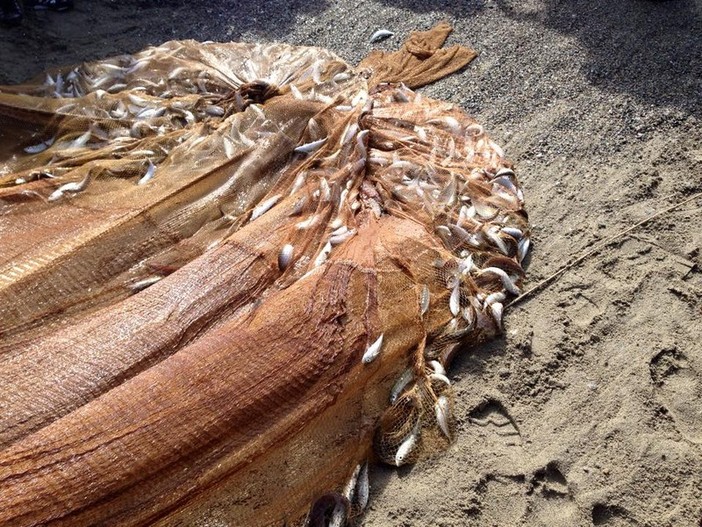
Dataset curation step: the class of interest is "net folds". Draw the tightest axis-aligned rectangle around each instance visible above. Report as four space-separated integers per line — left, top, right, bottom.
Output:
0 24 529 527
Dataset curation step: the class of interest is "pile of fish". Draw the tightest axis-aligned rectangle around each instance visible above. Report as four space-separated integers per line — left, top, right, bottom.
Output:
0 23 528 526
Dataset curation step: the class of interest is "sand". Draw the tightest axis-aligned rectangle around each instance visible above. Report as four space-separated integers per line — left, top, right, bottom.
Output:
1 1 700 525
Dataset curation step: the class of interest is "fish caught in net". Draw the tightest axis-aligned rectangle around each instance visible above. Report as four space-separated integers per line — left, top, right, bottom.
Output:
0 23 529 527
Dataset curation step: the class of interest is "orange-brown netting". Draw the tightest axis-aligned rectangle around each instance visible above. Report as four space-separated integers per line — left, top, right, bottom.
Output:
0 24 529 527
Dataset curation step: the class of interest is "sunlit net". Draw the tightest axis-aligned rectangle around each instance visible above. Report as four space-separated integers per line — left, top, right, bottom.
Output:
0 23 529 527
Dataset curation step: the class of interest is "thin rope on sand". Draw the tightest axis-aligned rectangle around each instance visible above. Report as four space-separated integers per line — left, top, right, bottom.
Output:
510 190 702 308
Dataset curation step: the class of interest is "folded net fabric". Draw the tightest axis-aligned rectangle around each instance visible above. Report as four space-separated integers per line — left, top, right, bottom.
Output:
0 24 529 526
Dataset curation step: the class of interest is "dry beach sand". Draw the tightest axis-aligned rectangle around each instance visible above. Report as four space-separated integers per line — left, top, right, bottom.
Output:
1 0 701 525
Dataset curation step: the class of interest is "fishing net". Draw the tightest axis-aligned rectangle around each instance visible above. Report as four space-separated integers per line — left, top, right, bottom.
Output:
0 23 529 527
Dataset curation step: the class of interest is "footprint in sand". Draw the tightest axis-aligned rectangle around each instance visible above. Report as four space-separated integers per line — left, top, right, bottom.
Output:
473 474 527 525
650 348 702 444
468 399 522 447
524 463 580 526
466 400 527 523
590 503 633 526
466 404 583 525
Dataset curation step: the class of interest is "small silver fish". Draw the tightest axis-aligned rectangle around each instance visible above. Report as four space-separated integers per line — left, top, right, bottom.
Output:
465 123 484 136
462 305 475 326
137 160 156 185
294 137 327 155
127 93 148 107
518 238 531 262
342 464 361 502
484 291 506 306
54 72 63 94
278 244 294 271
107 82 128 94
313 242 332 268
329 229 356 246
429 372 451 387
126 59 149 74
394 424 419 466
419 285 430 316
290 172 307 195
205 105 225 117
222 136 235 159
362 334 384 364
129 276 162 292
69 131 92 149
230 125 254 148
333 72 351 83
480 267 520 295
110 102 128 119
370 29 394 43
490 302 504 327
250 194 281 221
428 360 446 376
56 103 78 113
167 66 187 80
389 159 416 171
341 123 359 147
296 214 319 230
356 462 369 510
485 228 509 255
136 107 166 120
368 155 391 166
436 225 452 241
427 116 461 134
449 282 461 317
458 254 474 275
330 225 348 237
435 396 451 438
23 137 54 154
356 129 369 159
390 368 414 404
289 84 303 99
48 178 89 202
329 502 346 527
492 175 519 196
502 227 523 240
319 177 331 202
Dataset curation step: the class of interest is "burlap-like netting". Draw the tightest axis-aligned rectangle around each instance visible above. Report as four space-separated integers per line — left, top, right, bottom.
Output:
0 23 529 527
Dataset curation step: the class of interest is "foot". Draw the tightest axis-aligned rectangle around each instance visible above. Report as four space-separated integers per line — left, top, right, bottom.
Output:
0 0 23 26
31 0 74 11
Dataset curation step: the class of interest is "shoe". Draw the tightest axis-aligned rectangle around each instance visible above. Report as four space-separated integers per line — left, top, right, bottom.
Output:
32 0 74 11
0 0 23 26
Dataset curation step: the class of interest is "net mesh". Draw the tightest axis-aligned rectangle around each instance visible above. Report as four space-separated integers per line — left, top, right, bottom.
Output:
0 24 528 527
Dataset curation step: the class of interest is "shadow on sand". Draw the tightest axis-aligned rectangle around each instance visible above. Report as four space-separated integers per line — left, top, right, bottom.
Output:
494 0 701 116
0 0 330 83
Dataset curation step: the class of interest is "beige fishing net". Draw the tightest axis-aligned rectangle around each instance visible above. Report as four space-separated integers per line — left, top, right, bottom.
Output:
0 23 529 527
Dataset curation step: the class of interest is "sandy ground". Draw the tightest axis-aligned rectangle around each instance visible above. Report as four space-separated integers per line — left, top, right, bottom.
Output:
1 1 701 526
